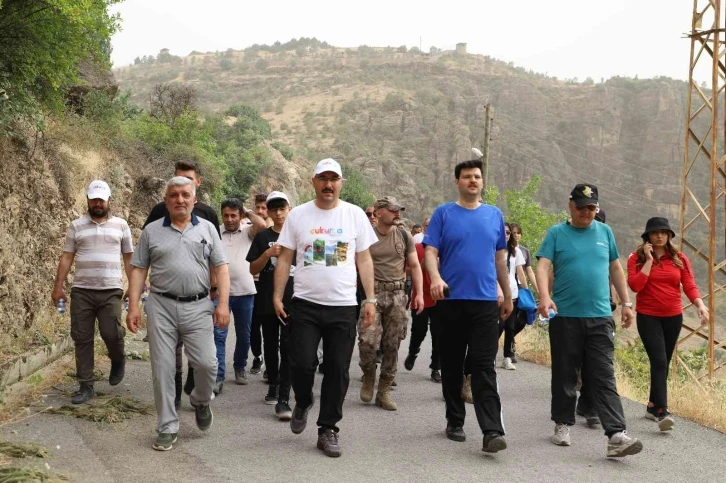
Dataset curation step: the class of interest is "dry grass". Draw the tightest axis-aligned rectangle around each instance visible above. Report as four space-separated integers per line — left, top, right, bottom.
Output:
47 395 152 424
515 324 551 367
0 356 75 427
0 466 68 482
0 442 47 459
515 324 726 433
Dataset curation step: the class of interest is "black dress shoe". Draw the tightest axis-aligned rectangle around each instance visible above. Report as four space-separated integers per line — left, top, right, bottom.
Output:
482 432 507 453
71 383 94 404
446 424 466 442
404 354 416 371
109 359 126 386
430 370 442 383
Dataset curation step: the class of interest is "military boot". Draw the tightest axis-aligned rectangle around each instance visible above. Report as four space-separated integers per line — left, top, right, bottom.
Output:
375 376 397 411
360 368 376 403
461 374 473 404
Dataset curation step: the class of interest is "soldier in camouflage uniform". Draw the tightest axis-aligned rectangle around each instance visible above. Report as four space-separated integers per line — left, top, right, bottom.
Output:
358 197 424 410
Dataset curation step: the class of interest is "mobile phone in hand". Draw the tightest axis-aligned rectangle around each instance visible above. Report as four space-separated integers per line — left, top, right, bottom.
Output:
443 287 450 298
277 309 290 326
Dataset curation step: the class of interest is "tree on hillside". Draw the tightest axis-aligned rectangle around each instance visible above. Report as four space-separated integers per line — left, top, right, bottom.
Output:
148 83 198 126
0 0 122 133
340 164 375 207
224 104 272 146
504 176 568 255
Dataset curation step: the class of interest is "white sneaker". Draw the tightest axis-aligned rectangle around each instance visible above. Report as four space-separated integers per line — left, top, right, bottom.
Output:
502 357 516 370
607 431 643 457
551 423 571 446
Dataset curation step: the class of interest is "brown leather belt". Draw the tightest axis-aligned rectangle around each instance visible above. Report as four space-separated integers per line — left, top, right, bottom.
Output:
375 280 406 292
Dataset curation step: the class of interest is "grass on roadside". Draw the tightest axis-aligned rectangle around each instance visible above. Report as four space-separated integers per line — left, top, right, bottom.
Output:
0 442 47 459
515 324 726 433
0 467 68 482
47 395 153 424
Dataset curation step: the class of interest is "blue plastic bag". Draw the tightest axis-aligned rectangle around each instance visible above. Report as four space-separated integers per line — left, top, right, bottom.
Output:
517 288 538 325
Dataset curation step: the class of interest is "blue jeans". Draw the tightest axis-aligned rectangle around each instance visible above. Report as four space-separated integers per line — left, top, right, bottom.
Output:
213 295 254 381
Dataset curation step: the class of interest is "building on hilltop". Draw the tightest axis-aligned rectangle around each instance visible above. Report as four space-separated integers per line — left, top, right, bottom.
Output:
456 43 467 55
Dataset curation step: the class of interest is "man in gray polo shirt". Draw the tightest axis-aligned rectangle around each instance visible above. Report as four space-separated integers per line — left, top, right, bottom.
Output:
126 176 230 451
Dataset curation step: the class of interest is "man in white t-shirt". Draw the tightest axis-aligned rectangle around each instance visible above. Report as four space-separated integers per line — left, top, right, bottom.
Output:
215 198 266 394
274 158 377 458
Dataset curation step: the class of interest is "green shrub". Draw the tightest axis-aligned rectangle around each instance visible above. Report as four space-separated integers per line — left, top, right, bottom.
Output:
271 141 294 160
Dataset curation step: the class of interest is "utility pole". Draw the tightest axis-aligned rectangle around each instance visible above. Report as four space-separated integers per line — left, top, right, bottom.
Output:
678 0 725 381
482 103 494 190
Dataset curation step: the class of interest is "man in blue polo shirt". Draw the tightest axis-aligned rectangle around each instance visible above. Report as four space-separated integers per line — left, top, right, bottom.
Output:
536 184 642 458
424 159 513 454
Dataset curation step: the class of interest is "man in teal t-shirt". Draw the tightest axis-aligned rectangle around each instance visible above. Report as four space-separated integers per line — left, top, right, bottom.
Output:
536 183 642 459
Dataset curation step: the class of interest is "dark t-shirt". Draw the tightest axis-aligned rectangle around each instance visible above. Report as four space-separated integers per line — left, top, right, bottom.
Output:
143 201 221 238
246 227 295 315
519 245 532 268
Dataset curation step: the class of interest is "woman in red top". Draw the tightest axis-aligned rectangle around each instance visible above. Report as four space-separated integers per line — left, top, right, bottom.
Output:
627 217 708 432
404 242 441 383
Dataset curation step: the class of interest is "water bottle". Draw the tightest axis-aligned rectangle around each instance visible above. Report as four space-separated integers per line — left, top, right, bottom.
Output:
57 299 66 316
141 287 148 305
124 298 129 312
538 309 556 325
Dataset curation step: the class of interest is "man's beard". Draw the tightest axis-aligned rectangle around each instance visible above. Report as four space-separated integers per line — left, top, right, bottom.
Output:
88 206 109 219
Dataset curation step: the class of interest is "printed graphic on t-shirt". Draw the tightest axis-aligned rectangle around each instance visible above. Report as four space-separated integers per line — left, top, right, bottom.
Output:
267 241 295 275
304 239 350 267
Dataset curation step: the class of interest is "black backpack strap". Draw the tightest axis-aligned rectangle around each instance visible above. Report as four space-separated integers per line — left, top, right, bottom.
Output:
398 227 410 259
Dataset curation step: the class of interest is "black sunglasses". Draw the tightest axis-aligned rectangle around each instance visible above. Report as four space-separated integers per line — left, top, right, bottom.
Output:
366 212 374 217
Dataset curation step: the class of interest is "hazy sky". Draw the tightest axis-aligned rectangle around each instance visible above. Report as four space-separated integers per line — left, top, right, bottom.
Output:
111 0 695 81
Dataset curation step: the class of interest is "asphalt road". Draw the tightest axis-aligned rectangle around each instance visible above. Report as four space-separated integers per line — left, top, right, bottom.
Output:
4 328 726 483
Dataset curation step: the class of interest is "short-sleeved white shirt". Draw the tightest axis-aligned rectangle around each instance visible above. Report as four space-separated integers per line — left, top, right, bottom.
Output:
277 200 377 306
508 246 526 299
222 223 257 296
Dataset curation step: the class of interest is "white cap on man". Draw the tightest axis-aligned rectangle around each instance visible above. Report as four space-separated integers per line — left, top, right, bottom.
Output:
266 191 290 206
313 158 342 177
87 180 111 201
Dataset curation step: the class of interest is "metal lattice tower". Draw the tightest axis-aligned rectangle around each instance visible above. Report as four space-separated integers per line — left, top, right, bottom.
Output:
679 0 726 381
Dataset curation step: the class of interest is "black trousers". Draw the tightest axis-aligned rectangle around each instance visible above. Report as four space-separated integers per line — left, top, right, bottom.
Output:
498 298 526 358
408 307 440 370
436 300 504 435
289 298 357 433
550 316 626 436
636 312 682 412
250 286 263 359
261 314 291 401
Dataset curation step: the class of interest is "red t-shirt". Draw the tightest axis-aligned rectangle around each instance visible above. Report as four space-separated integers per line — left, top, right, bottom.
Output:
412 243 435 308
627 250 701 317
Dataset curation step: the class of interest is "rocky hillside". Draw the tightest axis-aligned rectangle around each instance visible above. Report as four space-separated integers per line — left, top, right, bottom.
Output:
115 43 705 251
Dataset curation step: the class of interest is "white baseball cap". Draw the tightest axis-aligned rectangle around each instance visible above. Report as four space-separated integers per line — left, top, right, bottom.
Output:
313 158 342 177
266 191 290 206
87 180 111 201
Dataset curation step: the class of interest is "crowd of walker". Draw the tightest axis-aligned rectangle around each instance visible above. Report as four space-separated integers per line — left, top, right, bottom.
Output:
51 156 709 458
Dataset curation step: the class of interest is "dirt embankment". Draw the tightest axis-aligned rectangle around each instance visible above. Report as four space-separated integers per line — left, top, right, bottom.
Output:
0 126 310 364
0 130 146 363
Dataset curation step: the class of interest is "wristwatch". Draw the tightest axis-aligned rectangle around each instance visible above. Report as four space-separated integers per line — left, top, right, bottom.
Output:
362 298 377 305
622 302 633 308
